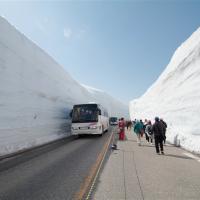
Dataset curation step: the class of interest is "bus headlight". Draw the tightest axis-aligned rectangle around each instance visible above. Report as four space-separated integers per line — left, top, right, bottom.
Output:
71 126 78 130
90 125 97 129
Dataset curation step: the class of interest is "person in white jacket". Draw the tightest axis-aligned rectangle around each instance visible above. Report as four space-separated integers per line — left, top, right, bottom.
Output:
145 120 153 144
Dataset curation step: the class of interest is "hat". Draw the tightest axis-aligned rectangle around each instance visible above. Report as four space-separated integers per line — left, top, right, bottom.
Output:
155 117 159 121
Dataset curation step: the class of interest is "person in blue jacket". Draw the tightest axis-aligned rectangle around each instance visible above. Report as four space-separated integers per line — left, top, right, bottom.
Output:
133 120 143 146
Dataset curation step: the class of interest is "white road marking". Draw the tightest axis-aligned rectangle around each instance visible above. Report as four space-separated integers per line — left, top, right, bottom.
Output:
183 152 200 163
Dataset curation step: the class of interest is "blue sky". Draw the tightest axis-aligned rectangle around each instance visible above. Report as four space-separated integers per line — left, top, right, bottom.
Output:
0 1 200 104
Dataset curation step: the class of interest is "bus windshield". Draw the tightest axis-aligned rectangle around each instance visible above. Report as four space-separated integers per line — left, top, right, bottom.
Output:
72 104 99 123
110 117 117 122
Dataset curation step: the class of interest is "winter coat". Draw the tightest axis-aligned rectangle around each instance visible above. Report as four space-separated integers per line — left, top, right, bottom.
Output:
134 121 143 134
152 121 165 137
118 120 125 131
145 124 152 136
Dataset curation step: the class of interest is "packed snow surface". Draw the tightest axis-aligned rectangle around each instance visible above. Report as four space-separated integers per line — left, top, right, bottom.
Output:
0 16 128 156
129 27 200 154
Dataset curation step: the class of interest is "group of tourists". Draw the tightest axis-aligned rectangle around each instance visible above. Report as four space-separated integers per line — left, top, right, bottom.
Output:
117 117 167 155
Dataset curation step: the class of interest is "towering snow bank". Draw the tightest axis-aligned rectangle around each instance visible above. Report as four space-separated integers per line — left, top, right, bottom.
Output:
82 84 129 119
0 16 128 156
130 27 200 154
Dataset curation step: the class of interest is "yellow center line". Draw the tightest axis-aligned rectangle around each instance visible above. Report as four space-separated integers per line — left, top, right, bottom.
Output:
74 131 114 200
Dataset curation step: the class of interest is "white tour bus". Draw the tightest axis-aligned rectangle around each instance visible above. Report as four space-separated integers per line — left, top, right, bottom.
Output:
71 103 109 135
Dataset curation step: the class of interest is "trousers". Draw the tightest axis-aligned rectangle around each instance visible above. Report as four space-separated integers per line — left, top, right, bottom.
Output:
154 135 164 153
119 131 125 140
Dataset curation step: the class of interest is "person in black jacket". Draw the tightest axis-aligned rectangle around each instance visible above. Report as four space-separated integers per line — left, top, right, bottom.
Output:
160 118 167 144
152 117 165 155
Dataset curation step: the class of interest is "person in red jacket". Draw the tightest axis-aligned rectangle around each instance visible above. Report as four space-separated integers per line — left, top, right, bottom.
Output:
118 117 125 140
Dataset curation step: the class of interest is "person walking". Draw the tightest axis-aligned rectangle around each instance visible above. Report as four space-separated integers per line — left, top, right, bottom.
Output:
118 117 125 140
126 121 132 131
152 117 165 154
139 119 144 138
160 118 167 144
133 120 143 146
144 119 149 143
145 120 153 144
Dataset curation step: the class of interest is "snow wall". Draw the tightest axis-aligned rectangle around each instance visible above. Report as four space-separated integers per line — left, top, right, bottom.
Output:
129 27 200 154
0 16 128 156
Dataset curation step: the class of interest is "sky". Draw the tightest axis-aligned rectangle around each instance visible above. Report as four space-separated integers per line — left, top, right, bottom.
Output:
0 1 200 104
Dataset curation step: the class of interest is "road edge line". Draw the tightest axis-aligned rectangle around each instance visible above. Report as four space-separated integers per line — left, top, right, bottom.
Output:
74 131 114 200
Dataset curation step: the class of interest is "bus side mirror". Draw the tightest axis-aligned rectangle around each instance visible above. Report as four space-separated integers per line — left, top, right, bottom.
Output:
69 110 73 118
98 109 101 115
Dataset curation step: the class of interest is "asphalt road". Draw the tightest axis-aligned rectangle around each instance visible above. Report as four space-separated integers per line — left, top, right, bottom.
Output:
0 128 114 200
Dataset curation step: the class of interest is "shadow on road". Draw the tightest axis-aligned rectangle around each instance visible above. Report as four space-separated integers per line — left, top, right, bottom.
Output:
77 134 104 139
164 153 193 160
141 144 154 148
164 144 177 148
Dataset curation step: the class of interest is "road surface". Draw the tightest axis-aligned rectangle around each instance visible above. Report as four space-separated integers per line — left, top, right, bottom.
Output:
0 128 114 200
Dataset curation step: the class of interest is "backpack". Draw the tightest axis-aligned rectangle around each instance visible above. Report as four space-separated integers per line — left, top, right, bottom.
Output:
146 125 153 135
